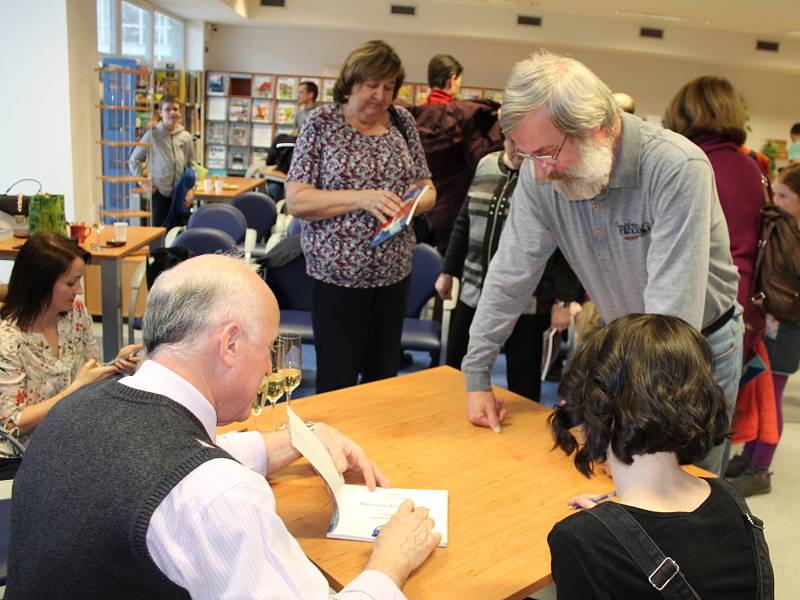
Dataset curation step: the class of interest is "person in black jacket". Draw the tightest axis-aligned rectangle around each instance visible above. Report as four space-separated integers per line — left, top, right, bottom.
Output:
435 139 582 401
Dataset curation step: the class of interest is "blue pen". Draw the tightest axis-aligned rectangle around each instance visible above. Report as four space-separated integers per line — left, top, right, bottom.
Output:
371 525 383 537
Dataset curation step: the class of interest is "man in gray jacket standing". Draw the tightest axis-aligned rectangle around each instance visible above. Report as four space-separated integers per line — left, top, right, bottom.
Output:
128 95 195 227
462 52 742 475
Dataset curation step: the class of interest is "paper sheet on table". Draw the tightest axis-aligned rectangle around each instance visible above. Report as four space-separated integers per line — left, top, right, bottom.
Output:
287 407 448 546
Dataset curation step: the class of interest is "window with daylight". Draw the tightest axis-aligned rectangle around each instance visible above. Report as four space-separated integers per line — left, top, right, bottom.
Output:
121 1 152 61
155 12 185 67
96 0 115 54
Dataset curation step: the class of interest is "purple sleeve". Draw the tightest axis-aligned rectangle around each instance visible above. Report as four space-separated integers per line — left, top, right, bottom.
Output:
287 111 323 186
398 107 432 181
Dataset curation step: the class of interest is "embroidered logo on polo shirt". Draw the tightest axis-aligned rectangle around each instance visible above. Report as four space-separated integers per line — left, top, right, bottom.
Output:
616 221 652 240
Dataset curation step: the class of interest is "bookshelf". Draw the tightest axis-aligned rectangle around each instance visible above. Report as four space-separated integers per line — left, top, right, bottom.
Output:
204 69 504 176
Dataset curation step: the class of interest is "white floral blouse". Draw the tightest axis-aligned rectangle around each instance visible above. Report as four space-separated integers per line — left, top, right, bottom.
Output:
0 298 98 456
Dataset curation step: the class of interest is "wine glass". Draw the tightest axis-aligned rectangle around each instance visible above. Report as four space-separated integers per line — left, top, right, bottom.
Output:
279 333 302 412
264 339 286 432
91 207 105 251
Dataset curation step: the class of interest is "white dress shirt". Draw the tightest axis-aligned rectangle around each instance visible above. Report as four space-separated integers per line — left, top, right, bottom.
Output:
120 360 405 600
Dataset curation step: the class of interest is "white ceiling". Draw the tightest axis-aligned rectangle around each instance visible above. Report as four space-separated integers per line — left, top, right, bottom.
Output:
157 0 800 39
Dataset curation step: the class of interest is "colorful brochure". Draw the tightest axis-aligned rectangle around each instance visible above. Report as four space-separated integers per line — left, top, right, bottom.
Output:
369 185 429 248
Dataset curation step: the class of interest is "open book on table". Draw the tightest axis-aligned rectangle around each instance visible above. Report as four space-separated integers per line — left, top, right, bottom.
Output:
287 406 448 546
369 185 429 248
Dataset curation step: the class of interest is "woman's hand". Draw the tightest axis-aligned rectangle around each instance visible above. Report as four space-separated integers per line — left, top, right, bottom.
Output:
435 274 453 301
70 359 118 391
358 189 403 222
112 343 144 375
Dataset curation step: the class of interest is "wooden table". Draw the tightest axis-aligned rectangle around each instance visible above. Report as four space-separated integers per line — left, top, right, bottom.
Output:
221 366 617 599
194 176 264 202
0 226 165 360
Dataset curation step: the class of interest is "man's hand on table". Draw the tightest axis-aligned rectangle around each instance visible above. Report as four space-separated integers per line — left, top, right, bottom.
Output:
466 389 506 433
366 499 441 589
314 422 390 491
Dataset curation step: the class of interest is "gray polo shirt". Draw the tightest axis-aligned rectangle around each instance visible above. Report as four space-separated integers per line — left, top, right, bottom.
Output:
462 112 740 391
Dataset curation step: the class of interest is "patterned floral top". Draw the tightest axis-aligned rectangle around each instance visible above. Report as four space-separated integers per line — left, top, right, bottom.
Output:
287 103 431 288
0 298 98 456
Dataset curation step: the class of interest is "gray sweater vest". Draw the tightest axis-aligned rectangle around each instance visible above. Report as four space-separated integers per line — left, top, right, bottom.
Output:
7 380 235 599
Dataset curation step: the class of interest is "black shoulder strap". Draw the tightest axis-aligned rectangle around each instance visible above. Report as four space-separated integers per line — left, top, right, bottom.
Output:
710 478 774 600
585 502 702 599
388 105 409 146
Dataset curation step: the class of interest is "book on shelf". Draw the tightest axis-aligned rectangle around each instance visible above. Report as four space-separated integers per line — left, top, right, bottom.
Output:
370 185 429 248
253 75 274 98
460 87 483 100
396 83 414 105
207 72 229 96
206 121 227 145
251 123 273 148
207 97 227 121
415 84 431 105
252 98 272 123
229 97 251 122
206 145 227 169
252 149 268 166
484 89 504 103
287 407 448 547
322 78 336 103
275 102 296 125
228 122 249 146
277 76 298 101
228 146 250 171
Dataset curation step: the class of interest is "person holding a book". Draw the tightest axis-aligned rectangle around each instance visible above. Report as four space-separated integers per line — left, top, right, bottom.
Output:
286 39 436 393
128 94 195 227
547 313 772 598
8 254 441 598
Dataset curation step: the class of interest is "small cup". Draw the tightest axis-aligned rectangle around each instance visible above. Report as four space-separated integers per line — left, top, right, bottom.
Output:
203 178 212 193
214 179 223 194
113 221 128 243
69 223 91 243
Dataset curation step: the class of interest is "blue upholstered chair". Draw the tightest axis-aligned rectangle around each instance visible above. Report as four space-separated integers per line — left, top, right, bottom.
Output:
188 203 247 244
231 192 277 243
173 227 239 256
263 252 315 343
401 243 450 366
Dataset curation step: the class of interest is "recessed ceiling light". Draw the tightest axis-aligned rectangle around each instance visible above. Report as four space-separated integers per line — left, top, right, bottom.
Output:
614 10 690 24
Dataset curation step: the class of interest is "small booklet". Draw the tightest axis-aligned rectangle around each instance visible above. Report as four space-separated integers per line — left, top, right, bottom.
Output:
287 407 448 547
370 185 429 249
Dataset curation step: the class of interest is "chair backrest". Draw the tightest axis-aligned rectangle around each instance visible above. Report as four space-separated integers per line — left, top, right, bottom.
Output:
231 192 277 242
0 478 13 586
174 227 239 255
188 203 247 243
265 253 313 311
406 243 442 317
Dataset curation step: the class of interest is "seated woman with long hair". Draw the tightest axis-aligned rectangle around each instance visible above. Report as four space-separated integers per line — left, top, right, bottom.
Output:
0 233 139 472
547 314 773 599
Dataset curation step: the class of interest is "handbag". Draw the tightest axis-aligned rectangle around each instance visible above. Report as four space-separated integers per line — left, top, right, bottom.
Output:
0 178 41 238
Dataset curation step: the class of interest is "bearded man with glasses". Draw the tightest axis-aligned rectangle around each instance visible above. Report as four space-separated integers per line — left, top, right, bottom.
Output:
461 52 742 477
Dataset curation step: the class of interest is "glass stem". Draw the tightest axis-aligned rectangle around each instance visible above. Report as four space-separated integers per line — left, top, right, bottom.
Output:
286 390 292 411
254 411 260 432
271 402 277 432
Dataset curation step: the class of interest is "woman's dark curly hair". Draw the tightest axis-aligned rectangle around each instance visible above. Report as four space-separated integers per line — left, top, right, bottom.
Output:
548 314 729 477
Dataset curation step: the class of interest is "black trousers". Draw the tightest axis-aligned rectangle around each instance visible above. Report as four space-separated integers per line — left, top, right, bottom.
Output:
446 300 549 401
152 190 189 228
312 277 410 394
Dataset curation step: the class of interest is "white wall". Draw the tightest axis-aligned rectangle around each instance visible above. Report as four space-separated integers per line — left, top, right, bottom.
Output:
206 24 800 150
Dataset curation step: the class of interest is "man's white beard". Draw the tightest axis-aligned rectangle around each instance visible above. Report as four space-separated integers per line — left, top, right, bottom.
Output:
551 136 615 201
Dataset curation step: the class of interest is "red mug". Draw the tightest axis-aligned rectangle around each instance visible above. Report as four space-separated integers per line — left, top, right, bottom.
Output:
69 223 91 243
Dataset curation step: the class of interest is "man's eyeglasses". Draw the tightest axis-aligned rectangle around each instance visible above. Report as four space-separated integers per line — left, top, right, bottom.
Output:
514 134 568 164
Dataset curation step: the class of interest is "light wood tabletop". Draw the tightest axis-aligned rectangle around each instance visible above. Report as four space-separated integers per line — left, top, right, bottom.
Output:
0 226 165 261
220 366 618 599
194 176 264 200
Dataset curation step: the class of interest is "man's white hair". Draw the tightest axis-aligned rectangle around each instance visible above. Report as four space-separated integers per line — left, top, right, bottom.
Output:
500 51 619 138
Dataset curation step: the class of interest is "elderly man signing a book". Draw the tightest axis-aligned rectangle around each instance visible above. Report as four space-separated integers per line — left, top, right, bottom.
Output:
286 39 436 394
8 254 441 599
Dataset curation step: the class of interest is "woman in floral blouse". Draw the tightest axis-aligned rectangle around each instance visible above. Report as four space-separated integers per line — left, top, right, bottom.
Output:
286 40 436 393
0 233 140 465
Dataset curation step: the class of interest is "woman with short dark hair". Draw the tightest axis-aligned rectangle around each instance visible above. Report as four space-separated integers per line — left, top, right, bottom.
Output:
546 314 772 599
286 40 436 393
0 233 139 465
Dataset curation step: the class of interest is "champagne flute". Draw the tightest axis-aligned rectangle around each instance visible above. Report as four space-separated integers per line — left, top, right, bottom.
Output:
265 339 286 432
91 207 105 251
279 333 302 412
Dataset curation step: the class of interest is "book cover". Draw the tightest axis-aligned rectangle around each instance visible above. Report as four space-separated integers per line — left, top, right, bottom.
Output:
229 97 251 122
460 87 483 100
415 84 430 105
322 78 336 103
275 102 296 125
207 72 228 96
228 122 249 146
484 89 504 103
206 145 227 169
252 98 272 123
396 84 414 105
207 97 227 121
206 121 227 144
251 123 272 148
287 407 448 547
277 76 298 101
228 146 249 171
370 185 429 248
253 75 274 98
